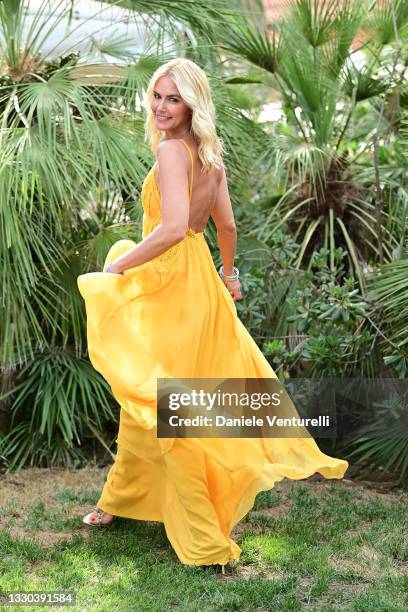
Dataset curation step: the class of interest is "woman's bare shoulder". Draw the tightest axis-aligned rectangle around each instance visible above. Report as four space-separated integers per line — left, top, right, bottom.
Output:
215 161 225 184
157 139 188 157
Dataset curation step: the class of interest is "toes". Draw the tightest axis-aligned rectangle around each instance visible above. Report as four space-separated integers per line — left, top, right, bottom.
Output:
86 510 113 524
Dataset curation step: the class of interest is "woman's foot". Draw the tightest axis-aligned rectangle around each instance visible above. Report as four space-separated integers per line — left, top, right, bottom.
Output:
200 563 227 574
82 506 115 526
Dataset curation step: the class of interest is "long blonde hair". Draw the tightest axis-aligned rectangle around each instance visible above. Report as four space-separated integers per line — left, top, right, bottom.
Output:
144 58 224 172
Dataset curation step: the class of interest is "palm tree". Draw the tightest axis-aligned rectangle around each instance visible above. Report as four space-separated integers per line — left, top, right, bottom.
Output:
217 0 408 290
0 0 269 469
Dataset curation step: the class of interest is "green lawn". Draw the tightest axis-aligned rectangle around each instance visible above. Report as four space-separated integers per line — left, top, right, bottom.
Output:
0 467 407 611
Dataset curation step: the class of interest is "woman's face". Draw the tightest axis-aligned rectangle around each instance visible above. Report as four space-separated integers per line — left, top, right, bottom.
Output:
151 75 192 134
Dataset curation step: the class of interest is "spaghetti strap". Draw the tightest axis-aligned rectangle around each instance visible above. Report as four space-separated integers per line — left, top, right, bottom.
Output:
179 139 194 202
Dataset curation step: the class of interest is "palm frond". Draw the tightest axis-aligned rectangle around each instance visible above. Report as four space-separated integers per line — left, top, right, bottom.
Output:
342 57 389 102
367 255 408 352
363 0 408 45
220 17 282 74
0 347 118 471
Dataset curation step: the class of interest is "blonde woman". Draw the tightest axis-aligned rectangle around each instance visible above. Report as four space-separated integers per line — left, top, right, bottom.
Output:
77 58 349 570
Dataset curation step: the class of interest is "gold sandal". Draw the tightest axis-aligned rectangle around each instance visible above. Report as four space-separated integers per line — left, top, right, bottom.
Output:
82 506 114 527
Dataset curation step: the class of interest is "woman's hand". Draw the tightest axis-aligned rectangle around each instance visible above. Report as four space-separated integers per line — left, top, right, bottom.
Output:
222 277 243 302
104 261 123 274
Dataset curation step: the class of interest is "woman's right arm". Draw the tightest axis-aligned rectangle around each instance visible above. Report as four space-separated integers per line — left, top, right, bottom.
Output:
211 165 243 302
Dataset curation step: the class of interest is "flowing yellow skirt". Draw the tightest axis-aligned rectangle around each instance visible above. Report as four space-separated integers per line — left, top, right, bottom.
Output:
77 235 349 566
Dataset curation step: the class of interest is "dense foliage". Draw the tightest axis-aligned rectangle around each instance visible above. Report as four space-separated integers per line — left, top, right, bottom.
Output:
1 0 407 482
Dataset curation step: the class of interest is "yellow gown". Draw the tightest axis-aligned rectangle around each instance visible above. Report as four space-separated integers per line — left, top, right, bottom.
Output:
77 139 349 566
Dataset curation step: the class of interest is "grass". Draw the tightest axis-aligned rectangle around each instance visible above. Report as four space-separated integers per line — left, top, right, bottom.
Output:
0 467 407 611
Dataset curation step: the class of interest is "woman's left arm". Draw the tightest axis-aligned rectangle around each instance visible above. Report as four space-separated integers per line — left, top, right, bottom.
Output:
106 140 190 274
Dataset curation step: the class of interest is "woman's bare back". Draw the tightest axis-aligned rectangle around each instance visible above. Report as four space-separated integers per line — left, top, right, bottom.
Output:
156 139 223 233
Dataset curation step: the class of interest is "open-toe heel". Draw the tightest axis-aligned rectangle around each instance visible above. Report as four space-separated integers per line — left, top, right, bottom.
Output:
82 506 115 527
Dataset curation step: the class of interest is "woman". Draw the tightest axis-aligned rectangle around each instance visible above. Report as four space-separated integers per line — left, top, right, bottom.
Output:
77 58 349 569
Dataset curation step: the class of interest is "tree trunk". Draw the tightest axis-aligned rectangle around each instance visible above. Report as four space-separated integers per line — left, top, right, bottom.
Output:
0 366 13 434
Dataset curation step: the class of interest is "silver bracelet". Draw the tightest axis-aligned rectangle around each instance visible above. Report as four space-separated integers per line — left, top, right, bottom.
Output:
104 263 123 275
218 265 239 281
